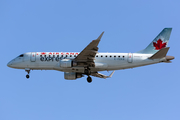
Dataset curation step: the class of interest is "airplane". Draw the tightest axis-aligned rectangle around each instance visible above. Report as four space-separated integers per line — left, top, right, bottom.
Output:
7 28 174 83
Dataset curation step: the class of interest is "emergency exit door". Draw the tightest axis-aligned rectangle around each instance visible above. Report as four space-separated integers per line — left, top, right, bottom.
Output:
31 52 36 62
127 53 133 63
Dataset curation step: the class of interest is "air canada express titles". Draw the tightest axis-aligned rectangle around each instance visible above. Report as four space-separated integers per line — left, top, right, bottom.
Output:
40 52 79 55
39 52 79 62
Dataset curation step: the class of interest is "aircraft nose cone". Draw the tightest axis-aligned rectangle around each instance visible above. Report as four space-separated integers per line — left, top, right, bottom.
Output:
7 61 13 67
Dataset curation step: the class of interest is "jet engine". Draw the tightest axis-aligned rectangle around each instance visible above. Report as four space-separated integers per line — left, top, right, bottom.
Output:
59 59 77 68
64 72 83 80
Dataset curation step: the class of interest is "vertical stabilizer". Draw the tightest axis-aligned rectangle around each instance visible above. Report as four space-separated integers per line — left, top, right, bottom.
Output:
136 28 172 54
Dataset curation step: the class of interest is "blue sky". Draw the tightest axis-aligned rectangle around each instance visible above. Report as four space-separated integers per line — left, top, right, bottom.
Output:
0 0 180 120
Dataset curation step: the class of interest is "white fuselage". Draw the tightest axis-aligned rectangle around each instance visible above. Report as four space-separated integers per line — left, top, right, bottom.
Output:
7 52 161 72
7 28 173 82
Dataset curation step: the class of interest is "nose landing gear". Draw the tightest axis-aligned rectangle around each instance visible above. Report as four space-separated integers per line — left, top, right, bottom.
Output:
25 69 30 79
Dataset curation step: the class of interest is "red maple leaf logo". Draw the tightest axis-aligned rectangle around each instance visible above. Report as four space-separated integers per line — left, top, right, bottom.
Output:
153 39 167 50
41 52 46 55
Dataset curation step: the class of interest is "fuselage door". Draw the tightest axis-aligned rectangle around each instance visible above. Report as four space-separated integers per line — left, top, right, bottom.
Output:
127 53 133 63
31 52 36 62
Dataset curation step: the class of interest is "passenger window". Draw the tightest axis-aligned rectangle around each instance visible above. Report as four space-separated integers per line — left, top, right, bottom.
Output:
123 56 125 58
74 55 76 57
101 55 103 57
118 56 120 57
61 55 63 57
96 55 98 57
105 55 107 57
70 55 72 57
114 56 116 57
110 56 112 57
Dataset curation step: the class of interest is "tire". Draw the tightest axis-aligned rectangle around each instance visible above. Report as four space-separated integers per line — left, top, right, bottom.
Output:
26 75 30 79
87 77 92 83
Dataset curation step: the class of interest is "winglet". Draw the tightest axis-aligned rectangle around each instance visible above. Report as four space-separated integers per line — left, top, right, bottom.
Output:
108 70 115 78
97 31 104 40
149 47 170 59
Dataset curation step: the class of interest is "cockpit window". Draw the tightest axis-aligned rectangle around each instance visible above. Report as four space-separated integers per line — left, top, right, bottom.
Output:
18 54 24 57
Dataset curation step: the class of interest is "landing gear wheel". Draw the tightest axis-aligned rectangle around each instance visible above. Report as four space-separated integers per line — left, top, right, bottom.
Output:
26 74 30 79
25 69 30 79
87 76 92 83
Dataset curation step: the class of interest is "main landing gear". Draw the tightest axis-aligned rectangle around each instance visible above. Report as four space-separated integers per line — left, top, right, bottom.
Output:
87 76 92 83
85 67 92 83
25 69 30 79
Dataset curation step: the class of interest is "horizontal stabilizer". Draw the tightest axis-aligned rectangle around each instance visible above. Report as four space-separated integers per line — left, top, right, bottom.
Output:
149 47 170 59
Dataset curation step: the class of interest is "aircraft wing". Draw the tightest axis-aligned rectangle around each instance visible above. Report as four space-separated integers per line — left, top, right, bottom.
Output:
91 71 115 79
74 32 104 67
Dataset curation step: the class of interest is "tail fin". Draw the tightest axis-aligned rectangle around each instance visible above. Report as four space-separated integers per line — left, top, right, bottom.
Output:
136 28 172 54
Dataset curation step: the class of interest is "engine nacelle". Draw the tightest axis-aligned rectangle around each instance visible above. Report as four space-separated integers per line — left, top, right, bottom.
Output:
59 59 77 68
64 72 83 80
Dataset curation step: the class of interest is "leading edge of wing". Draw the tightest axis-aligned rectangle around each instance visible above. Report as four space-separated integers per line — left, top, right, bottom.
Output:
97 31 104 40
74 31 104 61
